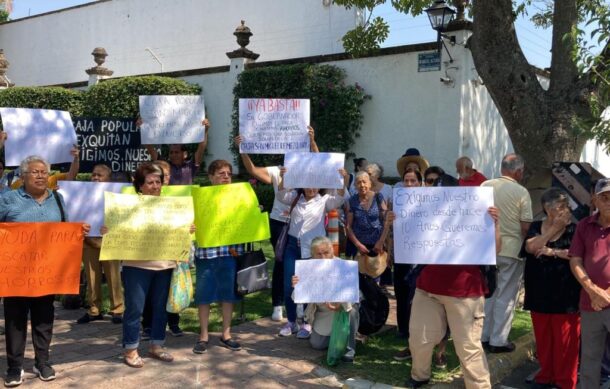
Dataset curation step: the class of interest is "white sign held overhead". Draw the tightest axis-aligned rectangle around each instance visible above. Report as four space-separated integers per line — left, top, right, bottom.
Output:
393 187 496 265
139 95 205 145
283 152 345 189
0 108 78 166
57 181 129 237
294 259 359 304
238 98 310 154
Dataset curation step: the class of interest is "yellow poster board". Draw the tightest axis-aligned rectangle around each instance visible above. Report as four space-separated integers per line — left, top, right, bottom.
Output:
100 193 193 261
193 183 270 247
121 185 195 197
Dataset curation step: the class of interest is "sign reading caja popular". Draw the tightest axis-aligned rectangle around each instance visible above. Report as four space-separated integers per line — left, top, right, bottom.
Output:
73 118 159 172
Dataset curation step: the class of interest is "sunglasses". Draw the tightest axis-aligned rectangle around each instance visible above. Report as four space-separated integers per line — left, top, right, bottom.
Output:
425 178 436 185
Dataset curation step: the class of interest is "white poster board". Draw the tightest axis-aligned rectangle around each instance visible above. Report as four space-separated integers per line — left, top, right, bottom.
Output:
0 108 78 166
139 95 205 144
58 181 128 237
238 98 310 154
294 259 359 303
283 152 345 189
393 187 496 265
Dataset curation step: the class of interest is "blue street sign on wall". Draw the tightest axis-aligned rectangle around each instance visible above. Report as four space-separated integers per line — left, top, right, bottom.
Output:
418 52 441 72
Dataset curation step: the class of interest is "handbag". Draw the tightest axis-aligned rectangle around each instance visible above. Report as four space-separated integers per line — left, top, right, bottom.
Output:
166 262 193 313
274 194 300 262
235 244 270 295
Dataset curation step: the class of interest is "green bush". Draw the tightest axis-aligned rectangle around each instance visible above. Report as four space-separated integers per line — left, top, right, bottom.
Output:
252 183 276 214
0 87 85 122
83 76 201 118
231 64 369 168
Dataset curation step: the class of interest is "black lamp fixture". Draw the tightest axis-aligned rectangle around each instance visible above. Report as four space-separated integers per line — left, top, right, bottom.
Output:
424 0 456 62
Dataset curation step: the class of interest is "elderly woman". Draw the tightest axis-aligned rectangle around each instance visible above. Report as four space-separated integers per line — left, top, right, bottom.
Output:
292 236 360 362
346 171 390 257
0 155 89 386
276 167 347 337
364 163 393 203
522 188 580 389
106 163 193 368
192 160 245 354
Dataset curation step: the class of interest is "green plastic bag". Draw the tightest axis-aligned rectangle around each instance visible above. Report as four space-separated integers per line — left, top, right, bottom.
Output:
327 310 350 366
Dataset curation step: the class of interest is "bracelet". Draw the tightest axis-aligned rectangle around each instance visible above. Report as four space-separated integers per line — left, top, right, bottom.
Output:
553 249 557 258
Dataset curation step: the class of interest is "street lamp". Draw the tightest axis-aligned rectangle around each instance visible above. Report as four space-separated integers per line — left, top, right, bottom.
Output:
424 0 456 62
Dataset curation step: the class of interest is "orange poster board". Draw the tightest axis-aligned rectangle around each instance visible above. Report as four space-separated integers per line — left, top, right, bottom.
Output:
0 222 84 297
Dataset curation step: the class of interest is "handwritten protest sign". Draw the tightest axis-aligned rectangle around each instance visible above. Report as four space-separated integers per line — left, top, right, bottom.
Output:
0 108 78 166
139 95 205 144
0 222 84 297
294 259 359 304
58 181 128 237
73 118 159 172
100 193 193 261
121 185 195 196
393 187 495 265
193 183 270 247
238 98 310 154
283 152 345 189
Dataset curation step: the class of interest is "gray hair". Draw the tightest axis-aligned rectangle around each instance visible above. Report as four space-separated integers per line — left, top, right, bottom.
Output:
365 163 383 179
501 153 525 172
20 155 50 175
310 236 332 255
354 171 371 182
456 156 473 169
540 187 569 215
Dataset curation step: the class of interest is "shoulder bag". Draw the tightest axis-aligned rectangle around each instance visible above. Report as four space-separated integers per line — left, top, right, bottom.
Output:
235 243 270 296
273 193 300 262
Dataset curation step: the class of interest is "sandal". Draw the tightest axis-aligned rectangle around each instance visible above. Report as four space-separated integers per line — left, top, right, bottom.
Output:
124 353 144 368
148 350 174 362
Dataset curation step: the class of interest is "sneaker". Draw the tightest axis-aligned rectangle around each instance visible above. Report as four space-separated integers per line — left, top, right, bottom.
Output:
76 313 104 324
296 323 312 339
169 326 184 337
219 337 242 351
278 321 299 337
32 364 56 382
296 304 304 319
192 340 208 354
434 353 447 369
141 328 151 341
111 314 123 324
405 378 429 388
342 348 355 363
393 347 412 361
4 369 23 387
271 306 283 321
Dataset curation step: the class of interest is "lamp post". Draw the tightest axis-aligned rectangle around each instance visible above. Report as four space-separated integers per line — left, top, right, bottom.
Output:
424 0 456 62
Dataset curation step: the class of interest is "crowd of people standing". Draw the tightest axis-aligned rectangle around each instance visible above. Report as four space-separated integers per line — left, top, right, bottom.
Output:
1 125 610 389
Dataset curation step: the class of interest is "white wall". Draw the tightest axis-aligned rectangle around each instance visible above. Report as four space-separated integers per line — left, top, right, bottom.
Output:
0 0 358 86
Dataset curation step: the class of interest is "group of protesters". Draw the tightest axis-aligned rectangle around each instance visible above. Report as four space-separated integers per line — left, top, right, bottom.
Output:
1 121 610 389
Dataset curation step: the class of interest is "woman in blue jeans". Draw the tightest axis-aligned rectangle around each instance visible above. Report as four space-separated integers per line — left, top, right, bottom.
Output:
102 163 195 368
276 167 347 337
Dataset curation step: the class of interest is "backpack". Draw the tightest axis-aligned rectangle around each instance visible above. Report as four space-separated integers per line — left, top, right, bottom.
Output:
358 273 389 335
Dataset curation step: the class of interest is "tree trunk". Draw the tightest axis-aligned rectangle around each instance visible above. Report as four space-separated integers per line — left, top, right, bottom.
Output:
469 0 591 189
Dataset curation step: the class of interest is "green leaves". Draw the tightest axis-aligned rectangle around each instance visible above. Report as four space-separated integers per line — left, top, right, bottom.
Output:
342 17 390 57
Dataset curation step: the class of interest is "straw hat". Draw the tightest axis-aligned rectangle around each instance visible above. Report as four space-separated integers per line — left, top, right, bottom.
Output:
356 251 388 278
396 148 430 178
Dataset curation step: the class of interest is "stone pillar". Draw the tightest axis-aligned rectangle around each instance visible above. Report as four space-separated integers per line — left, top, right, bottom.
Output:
0 49 14 89
86 47 114 87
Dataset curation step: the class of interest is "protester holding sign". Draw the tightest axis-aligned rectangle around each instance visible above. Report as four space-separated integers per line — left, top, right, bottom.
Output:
0 155 90 386
102 163 194 369
192 160 247 355
140 118 210 185
291 237 360 362
406 206 500 389
234 130 318 322
75 164 125 325
275 167 347 338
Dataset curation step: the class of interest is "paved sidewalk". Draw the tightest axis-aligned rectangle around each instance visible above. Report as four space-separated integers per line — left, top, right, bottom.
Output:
0 303 346 388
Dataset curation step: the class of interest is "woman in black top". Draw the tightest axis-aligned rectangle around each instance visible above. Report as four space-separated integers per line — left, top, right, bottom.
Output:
522 187 580 389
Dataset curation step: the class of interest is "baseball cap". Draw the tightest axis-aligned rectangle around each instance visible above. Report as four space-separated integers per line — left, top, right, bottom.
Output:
595 178 610 195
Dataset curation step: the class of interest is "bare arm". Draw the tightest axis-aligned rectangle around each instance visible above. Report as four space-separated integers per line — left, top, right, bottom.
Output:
374 209 395 254
571 256 610 310
193 118 209 166
308 126 319 153
234 135 272 184
337 168 348 197
0 132 6 150
65 146 80 181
